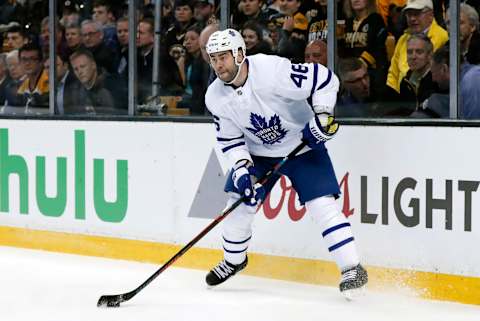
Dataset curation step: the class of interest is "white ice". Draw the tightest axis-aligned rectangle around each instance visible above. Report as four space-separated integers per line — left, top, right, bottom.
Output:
1 246 479 321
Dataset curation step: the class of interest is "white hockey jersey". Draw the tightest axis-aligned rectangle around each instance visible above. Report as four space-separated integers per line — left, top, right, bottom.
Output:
205 54 339 167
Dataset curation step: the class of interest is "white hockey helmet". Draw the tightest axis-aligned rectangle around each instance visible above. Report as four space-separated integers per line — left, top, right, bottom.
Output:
206 28 246 64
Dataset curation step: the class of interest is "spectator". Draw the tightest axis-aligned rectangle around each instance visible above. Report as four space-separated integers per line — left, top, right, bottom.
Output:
17 44 49 108
233 0 269 30
92 0 119 51
304 39 327 65
276 0 309 62
64 22 83 58
336 57 378 117
137 18 183 102
305 0 346 43
164 0 196 51
44 54 82 114
0 53 10 105
160 0 176 32
198 22 218 83
39 17 67 58
81 19 119 74
69 49 126 114
0 1 28 27
242 20 273 55
5 25 29 51
177 24 210 115
429 45 480 119
306 0 328 42
445 3 480 65
386 0 448 93
193 0 216 27
340 0 388 95
60 1 81 26
386 1 408 41
4 50 24 107
116 16 129 76
433 0 447 28
376 0 406 25
137 18 155 103
266 16 282 52
396 34 438 114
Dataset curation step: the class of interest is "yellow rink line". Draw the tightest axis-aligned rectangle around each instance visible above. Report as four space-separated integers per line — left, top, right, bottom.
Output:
0 226 479 305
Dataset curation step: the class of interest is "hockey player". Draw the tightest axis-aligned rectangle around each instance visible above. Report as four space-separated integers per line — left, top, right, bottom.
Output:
204 29 368 297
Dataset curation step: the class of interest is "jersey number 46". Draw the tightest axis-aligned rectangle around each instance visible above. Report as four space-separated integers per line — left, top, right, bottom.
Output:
290 64 309 88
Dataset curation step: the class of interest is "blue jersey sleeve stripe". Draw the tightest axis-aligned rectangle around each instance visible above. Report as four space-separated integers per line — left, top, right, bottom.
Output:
221 141 246 153
317 69 332 91
310 63 319 97
223 235 252 244
328 237 354 252
223 246 248 254
217 134 244 142
321 222 351 237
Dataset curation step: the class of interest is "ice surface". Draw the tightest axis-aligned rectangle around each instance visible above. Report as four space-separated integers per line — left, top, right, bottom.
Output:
0 246 478 321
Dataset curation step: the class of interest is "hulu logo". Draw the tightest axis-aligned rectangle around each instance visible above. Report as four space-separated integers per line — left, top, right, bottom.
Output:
0 129 128 223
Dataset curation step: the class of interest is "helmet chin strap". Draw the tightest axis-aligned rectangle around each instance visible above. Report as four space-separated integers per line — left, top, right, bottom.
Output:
225 54 246 85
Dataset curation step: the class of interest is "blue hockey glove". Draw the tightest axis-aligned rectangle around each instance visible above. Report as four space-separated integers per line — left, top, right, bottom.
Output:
302 113 339 149
232 160 265 206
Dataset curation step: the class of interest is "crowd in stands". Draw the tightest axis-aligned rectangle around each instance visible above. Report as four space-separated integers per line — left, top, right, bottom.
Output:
0 0 479 118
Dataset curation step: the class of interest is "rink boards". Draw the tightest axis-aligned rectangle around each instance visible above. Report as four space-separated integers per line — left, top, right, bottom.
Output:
0 119 478 305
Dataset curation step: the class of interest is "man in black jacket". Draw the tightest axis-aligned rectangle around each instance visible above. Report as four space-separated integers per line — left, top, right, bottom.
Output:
398 33 438 114
69 49 126 114
81 19 119 74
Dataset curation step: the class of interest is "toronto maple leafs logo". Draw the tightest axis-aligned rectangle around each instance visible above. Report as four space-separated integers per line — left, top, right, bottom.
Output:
246 113 288 145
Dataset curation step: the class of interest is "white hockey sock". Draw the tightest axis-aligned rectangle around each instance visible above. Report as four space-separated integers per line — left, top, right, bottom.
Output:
222 195 255 265
306 196 360 271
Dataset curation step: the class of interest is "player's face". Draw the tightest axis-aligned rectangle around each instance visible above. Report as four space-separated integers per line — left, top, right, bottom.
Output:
209 51 238 83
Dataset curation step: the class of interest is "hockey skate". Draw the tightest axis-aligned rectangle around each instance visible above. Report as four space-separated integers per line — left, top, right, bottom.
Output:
339 264 368 300
206 257 248 286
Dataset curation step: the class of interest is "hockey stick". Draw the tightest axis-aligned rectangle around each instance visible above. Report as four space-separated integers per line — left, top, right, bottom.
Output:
97 140 307 308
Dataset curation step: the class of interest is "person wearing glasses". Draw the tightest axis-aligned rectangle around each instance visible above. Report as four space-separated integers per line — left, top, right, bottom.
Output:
386 0 448 93
81 19 119 74
336 57 378 117
16 44 49 109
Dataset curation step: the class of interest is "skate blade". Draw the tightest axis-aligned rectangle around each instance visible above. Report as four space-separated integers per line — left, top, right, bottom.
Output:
342 287 366 301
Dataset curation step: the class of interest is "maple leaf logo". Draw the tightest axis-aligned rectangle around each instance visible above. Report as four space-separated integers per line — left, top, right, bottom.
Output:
246 113 288 145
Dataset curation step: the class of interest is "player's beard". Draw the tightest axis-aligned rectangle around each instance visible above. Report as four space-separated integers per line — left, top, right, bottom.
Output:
217 65 239 83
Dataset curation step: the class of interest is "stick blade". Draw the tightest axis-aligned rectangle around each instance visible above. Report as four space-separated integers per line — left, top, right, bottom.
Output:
97 294 123 308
